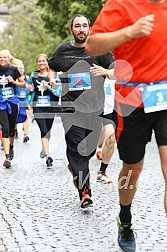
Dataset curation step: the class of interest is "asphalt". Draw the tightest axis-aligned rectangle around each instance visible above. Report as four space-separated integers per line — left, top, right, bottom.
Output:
0 116 167 252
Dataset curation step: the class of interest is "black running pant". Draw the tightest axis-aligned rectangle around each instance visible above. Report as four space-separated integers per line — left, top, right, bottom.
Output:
35 117 55 139
61 111 102 199
0 103 18 138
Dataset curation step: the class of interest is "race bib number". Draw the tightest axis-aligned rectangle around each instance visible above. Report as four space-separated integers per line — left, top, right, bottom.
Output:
104 83 112 95
68 72 91 91
142 83 167 113
103 78 115 115
36 95 50 107
18 90 27 99
0 86 14 98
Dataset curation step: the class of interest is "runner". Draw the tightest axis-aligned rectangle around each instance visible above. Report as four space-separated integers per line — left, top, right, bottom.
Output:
90 64 115 184
29 54 62 167
0 50 25 168
85 1 167 251
15 62 31 143
48 14 114 208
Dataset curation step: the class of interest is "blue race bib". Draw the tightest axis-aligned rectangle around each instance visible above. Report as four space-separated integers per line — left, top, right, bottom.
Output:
17 90 27 99
142 83 167 113
36 95 50 107
0 87 14 99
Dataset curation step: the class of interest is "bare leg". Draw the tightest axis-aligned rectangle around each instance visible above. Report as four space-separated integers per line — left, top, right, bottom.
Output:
97 126 105 148
97 124 115 183
41 137 49 156
23 111 30 136
102 124 115 164
159 145 167 214
9 136 15 147
119 159 144 205
2 137 10 155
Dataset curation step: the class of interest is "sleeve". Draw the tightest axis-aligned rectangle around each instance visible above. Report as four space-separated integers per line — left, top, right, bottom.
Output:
28 72 35 102
90 0 125 35
48 44 63 71
98 52 115 69
49 75 62 97
49 85 62 97
29 72 34 85
14 67 21 80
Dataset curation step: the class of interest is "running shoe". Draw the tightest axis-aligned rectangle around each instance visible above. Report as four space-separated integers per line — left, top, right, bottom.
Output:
3 159 11 168
97 171 113 184
40 149 46 159
9 149 14 160
80 188 93 208
96 151 102 160
23 135 30 143
46 156 53 167
117 216 136 252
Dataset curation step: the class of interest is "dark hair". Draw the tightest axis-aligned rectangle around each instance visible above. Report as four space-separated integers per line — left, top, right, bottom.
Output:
70 14 91 29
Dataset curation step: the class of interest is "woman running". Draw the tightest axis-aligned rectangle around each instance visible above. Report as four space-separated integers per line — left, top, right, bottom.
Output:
29 54 61 167
0 50 25 168
15 62 31 142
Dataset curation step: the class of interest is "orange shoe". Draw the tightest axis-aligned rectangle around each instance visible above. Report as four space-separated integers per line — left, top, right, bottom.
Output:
80 188 93 208
96 151 102 160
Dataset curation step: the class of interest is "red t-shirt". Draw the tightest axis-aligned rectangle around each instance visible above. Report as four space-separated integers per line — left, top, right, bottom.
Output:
90 0 167 106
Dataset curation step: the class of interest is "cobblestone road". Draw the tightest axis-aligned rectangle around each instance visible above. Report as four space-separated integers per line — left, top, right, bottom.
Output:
0 116 167 252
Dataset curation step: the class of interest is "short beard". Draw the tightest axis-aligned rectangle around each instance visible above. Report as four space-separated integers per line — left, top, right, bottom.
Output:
73 34 87 44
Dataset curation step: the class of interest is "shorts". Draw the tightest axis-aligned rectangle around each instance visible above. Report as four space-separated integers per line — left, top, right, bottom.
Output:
113 103 167 164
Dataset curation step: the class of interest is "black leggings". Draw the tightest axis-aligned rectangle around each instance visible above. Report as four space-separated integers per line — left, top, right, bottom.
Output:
0 103 18 138
35 117 55 139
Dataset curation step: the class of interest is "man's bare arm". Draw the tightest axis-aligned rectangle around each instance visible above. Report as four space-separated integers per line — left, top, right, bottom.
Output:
85 14 154 56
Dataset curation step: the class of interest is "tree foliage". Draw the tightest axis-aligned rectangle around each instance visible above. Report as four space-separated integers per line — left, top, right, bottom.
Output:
0 0 107 73
37 0 106 39
0 0 61 74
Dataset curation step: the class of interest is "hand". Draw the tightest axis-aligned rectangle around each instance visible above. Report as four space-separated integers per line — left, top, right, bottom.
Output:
49 78 56 86
28 84 34 92
42 80 50 89
126 14 154 38
7 75 15 84
90 63 108 76
50 78 61 89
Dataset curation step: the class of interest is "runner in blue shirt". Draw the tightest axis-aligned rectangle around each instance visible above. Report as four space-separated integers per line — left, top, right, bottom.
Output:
15 62 31 143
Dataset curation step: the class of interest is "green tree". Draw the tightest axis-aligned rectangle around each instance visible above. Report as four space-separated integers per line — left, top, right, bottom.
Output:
1 0 107 72
0 0 61 74
37 0 106 39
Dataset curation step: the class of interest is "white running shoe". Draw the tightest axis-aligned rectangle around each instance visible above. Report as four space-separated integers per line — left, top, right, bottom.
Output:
97 171 113 184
